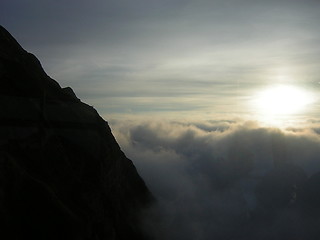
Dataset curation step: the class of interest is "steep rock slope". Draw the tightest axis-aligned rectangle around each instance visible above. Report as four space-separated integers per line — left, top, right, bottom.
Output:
0 25 153 240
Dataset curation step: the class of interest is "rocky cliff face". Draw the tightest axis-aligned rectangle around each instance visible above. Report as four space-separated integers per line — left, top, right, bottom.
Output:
0 25 153 240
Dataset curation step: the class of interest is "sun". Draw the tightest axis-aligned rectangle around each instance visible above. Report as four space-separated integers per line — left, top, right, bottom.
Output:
252 85 314 124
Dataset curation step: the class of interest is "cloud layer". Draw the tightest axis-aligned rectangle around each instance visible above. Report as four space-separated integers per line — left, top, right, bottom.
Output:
110 119 320 239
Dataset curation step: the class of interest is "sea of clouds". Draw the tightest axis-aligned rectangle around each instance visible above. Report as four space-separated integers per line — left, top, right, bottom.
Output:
110 119 320 240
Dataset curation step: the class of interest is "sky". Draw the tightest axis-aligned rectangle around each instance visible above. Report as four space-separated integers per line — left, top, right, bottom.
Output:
1 0 320 126
2 1 320 239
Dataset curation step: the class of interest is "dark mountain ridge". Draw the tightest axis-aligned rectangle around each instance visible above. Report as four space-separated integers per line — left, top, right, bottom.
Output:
0 25 153 240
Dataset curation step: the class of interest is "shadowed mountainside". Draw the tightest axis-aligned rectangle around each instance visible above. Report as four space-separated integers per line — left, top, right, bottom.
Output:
0 25 153 240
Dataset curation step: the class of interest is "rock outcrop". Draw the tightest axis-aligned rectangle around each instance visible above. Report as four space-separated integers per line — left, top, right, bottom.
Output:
0 25 153 240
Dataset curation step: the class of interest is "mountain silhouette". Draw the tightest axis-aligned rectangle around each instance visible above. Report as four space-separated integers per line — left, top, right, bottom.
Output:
0 25 153 240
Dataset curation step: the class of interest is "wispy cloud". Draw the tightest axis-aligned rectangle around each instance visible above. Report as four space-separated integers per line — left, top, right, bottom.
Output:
2 0 320 119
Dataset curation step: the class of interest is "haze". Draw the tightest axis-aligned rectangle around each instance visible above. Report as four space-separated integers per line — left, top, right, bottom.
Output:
2 0 320 125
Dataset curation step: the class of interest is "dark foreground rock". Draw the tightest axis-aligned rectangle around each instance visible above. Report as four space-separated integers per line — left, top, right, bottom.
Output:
0 25 153 240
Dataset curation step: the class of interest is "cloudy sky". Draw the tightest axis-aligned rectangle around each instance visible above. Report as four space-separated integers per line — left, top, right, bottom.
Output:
3 1 320 239
2 0 320 125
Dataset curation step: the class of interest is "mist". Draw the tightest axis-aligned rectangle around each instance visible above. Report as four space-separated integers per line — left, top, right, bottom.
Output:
110 119 320 240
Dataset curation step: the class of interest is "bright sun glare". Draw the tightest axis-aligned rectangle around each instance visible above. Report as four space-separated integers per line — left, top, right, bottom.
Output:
253 85 315 125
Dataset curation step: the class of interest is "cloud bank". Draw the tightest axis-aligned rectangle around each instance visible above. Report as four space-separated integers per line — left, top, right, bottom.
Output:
110 119 320 239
